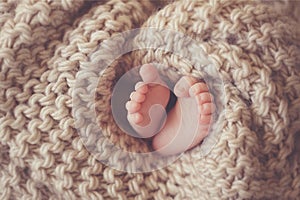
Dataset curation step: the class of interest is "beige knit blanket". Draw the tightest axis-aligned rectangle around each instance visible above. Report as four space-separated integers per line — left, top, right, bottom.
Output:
1 0 300 199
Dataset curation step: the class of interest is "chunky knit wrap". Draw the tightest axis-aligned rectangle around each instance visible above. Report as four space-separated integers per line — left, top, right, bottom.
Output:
1 0 299 199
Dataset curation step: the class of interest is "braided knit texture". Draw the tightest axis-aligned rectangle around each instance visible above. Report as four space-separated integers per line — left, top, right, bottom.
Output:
1 0 300 199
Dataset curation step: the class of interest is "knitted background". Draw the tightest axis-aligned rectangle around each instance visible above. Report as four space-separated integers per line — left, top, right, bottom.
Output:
1 0 300 199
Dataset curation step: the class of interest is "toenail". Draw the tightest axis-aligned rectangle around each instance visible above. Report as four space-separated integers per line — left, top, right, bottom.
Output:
201 103 210 113
177 85 184 92
179 78 190 89
192 87 198 94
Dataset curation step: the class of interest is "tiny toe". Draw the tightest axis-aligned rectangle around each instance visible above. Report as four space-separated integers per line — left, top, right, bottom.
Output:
130 91 146 103
125 101 141 113
135 82 148 94
199 114 212 125
140 64 161 84
174 76 197 97
189 82 209 97
195 92 214 104
128 113 143 124
200 103 215 115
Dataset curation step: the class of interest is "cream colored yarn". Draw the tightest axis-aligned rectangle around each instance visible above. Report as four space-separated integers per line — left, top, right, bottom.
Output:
1 0 300 200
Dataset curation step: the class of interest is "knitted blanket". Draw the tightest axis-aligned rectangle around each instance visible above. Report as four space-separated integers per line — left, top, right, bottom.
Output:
1 0 300 199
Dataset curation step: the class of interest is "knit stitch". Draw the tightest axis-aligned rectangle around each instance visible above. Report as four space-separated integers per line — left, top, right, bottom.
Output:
0 0 299 199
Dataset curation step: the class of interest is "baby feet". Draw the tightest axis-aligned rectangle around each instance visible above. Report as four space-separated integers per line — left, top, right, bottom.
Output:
126 64 215 155
153 76 215 155
126 64 170 138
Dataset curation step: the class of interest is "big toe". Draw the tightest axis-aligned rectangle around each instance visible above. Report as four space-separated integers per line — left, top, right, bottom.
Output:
139 64 163 84
174 76 197 97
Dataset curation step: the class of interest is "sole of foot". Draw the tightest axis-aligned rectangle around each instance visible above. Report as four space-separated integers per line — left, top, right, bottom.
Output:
152 76 215 155
126 64 170 138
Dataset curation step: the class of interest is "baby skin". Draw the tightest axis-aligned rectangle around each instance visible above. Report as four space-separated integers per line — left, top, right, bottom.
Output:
126 64 215 155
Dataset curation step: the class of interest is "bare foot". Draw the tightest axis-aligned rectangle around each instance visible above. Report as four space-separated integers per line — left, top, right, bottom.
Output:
126 64 170 138
152 76 215 155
